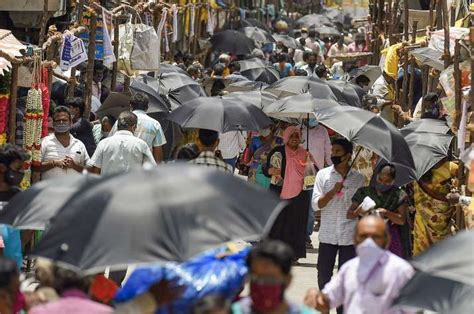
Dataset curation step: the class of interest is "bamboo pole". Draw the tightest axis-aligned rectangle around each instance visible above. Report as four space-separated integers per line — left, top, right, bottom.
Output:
408 21 418 114
111 16 119 91
388 0 395 45
436 0 443 30
453 39 462 132
429 0 435 30
442 0 451 69
84 11 97 119
39 0 49 46
8 65 19 144
471 28 474 109
403 0 409 41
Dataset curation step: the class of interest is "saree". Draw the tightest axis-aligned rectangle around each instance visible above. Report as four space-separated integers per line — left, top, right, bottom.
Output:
248 136 283 188
413 161 458 256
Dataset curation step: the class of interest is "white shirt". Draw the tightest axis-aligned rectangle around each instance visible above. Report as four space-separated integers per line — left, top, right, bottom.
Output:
218 131 247 159
41 134 90 181
312 166 365 245
89 130 156 175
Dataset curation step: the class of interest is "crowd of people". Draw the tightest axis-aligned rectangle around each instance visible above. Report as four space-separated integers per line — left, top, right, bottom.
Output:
0 4 472 314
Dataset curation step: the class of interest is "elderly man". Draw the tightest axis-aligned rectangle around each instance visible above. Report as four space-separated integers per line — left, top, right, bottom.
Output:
89 112 156 175
305 216 415 314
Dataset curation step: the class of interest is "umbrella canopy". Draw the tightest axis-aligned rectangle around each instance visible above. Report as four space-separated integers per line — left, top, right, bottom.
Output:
348 65 382 87
296 14 332 28
264 93 340 119
394 231 474 313
130 80 176 113
95 92 131 119
32 166 285 273
400 118 451 135
224 81 268 93
318 25 341 37
210 30 256 55
167 97 273 132
409 47 444 71
158 63 189 75
313 106 416 170
0 174 99 230
326 80 362 107
265 76 338 100
239 58 280 84
222 90 277 110
238 27 275 43
239 18 272 33
272 34 299 49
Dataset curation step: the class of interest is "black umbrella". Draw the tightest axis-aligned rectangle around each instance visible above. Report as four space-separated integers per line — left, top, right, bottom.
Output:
223 90 277 110
263 93 340 119
296 14 332 28
32 166 286 273
265 76 338 100
224 80 268 93
400 118 451 135
210 30 256 55
326 80 362 107
313 106 416 170
272 34 299 49
158 63 189 75
0 174 99 230
239 58 280 84
130 80 175 113
239 18 272 33
394 231 474 313
348 65 382 86
95 92 131 119
167 97 273 132
239 27 275 43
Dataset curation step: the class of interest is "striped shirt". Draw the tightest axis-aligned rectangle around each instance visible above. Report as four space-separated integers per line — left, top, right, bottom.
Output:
312 166 365 246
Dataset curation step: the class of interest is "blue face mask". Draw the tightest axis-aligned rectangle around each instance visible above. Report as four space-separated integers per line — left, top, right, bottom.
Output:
375 182 394 193
308 118 319 128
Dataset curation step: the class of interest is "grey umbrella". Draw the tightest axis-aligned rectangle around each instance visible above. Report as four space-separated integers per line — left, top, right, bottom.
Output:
409 47 444 71
239 27 275 43
32 166 286 273
239 58 280 84
265 76 338 100
272 34 299 49
167 96 273 132
264 93 340 119
0 173 99 230
348 65 382 87
326 80 362 107
296 14 332 28
223 90 277 110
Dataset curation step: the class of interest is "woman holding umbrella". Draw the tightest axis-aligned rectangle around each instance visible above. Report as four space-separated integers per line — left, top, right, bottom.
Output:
347 164 411 258
412 158 458 256
263 126 314 261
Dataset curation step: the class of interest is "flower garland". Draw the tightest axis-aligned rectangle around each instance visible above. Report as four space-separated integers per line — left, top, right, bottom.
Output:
0 73 10 145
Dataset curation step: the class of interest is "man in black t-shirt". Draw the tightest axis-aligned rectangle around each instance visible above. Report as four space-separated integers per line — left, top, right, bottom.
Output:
65 97 97 156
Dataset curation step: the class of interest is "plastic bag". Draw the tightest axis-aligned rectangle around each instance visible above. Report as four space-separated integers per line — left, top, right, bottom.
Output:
117 17 138 77
114 246 250 313
130 24 160 71
303 156 316 191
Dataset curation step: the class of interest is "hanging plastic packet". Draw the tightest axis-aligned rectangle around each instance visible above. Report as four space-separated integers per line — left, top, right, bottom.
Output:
303 155 316 191
270 152 283 186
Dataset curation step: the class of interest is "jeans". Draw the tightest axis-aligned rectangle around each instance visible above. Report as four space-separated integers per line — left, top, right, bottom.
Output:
306 207 315 237
317 242 356 314
224 157 237 171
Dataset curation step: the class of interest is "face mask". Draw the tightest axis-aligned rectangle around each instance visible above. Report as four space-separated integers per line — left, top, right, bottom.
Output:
54 123 71 134
331 155 345 166
375 181 394 193
4 168 24 187
250 281 284 312
356 237 386 283
308 118 319 128
301 33 308 39
259 128 272 137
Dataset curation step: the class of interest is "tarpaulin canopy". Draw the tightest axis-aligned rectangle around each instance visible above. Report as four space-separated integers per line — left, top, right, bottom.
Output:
0 30 26 75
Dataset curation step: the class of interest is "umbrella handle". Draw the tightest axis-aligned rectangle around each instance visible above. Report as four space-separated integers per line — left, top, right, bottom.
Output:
336 146 363 197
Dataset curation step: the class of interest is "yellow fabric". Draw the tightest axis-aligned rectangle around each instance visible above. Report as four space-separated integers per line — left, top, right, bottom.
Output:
413 161 458 256
381 37 426 79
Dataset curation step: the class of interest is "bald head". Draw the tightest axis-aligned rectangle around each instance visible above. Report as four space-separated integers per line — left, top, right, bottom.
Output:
355 216 390 248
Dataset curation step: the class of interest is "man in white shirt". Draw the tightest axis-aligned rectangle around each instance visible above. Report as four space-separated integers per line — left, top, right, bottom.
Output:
312 139 365 314
40 106 90 181
218 131 247 171
89 112 156 175
109 93 166 162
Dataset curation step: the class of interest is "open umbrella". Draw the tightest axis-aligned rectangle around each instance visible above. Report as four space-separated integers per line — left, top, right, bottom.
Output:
394 231 474 313
32 166 285 273
0 173 99 230
409 47 444 71
400 118 451 135
318 26 341 37
263 93 340 119
348 65 382 87
313 106 416 170
224 80 268 93
296 14 332 28
95 92 131 119
265 76 338 100
222 90 277 110
239 27 275 43
239 18 272 33
167 97 273 132
272 34 299 49
210 30 256 55
130 80 176 113
158 63 189 75
239 58 280 84
326 80 362 107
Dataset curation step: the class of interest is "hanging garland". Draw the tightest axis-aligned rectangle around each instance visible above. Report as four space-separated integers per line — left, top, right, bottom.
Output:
0 72 10 145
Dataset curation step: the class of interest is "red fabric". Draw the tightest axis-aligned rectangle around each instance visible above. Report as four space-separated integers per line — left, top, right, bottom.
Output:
89 275 119 305
0 95 9 133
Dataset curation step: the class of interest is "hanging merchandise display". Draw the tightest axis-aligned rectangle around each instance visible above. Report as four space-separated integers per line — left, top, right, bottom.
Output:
0 73 10 145
190 4 196 38
157 9 168 64
59 31 88 71
207 3 215 35
102 7 116 67
117 15 138 77
23 51 44 183
130 17 161 71
172 4 179 43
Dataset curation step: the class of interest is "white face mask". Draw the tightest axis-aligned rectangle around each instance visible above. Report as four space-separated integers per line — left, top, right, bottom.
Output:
356 237 386 283
362 85 370 93
259 128 272 137
301 33 308 39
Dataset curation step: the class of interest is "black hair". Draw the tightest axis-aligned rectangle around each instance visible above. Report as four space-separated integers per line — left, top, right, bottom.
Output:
193 294 230 314
117 111 138 130
247 240 294 275
302 51 312 62
0 144 27 167
229 61 241 73
299 37 306 46
295 69 308 76
183 53 194 63
130 92 149 111
315 65 328 78
308 30 319 38
277 53 288 63
52 266 88 294
0 257 19 289
332 138 353 154
213 63 225 76
423 92 439 104
377 163 397 180
198 129 219 147
355 75 370 86
176 143 200 161
53 105 73 121
210 79 226 97
65 97 85 115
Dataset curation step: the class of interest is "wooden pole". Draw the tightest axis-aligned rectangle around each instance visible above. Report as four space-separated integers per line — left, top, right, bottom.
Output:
8 65 19 144
471 28 474 110
453 39 462 132
436 0 443 30
402 46 409 113
111 16 119 91
39 0 49 46
403 0 409 41
429 0 435 30
408 21 418 114
442 0 451 69
388 0 395 45
84 11 97 119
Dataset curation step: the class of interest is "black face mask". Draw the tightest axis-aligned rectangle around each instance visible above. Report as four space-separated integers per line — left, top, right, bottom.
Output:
331 155 346 166
4 168 24 187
